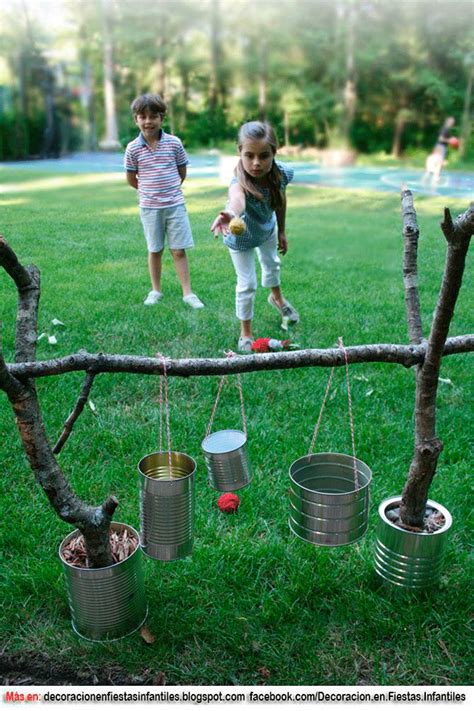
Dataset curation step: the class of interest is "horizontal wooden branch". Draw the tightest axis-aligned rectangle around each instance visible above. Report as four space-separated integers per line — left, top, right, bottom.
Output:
7 335 474 380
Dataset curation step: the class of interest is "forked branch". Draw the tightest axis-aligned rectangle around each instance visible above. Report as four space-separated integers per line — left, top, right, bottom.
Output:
400 201 473 526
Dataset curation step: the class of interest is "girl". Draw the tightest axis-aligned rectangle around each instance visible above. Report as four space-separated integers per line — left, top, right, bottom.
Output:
210 121 299 353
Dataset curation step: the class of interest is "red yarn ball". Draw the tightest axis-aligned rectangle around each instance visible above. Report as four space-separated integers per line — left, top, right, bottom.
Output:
217 493 240 514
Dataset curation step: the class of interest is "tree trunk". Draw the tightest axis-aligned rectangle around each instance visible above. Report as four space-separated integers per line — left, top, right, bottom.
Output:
177 38 190 132
341 3 357 146
154 8 167 97
391 111 406 159
208 0 221 117
460 64 473 159
80 58 97 151
40 70 57 159
258 37 268 122
99 0 120 150
284 110 290 147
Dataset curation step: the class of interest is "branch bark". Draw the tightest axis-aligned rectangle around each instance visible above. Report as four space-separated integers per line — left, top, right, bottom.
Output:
401 188 423 344
400 202 473 526
0 237 40 363
5 336 474 381
53 371 96 454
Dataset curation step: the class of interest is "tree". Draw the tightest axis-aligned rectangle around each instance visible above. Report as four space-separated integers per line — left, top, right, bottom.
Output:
99 0 120 150
460 51 473 159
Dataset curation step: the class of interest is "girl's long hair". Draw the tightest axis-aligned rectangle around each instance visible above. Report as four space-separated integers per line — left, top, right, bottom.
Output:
235 122 283 209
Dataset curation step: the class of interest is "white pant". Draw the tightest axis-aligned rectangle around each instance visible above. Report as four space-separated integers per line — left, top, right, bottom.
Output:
228 233 281 320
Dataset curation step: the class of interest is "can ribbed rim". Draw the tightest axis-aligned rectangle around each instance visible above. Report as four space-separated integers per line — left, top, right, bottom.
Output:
289 517 368 547
58 522 141 571
137 451 196 481
289 452 372 496
202 429 247 455
378 496 453 536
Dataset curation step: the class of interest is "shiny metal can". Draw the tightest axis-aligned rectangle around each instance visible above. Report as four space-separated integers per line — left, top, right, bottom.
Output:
138 451 196 561
374 496 452 589
59 522 147 641
289 452 372 546
201 429 252 491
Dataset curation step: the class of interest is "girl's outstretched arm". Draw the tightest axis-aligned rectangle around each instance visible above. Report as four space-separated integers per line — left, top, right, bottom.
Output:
210 183 245 236
275 193 288 255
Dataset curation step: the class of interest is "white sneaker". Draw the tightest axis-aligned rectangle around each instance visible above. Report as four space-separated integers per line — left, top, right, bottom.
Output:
144 290 163 305
183 293 204 309
267 293 299 322
238 336 253 353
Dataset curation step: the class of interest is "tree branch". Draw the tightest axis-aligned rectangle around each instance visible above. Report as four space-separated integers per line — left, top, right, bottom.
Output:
53 372 96 454
0 236 40 363
5 336 473 381
401 188 423 344
400 203 473 526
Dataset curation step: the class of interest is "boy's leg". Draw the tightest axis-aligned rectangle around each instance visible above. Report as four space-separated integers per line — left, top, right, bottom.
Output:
169 249 191 296
140 207 165 301
166 204 203 307
148 251 163 292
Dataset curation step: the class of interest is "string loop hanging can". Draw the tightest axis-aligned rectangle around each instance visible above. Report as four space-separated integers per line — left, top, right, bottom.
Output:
201 353 252 492
289 338 372 547
138 355 196 561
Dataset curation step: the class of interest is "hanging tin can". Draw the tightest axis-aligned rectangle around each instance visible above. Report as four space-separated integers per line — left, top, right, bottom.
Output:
138 450 196 561
201 429 252 491
203 370 251 492
289 452 372 546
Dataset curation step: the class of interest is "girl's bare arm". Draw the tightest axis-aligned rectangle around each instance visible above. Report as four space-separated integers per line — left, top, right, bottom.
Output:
210 183 245 236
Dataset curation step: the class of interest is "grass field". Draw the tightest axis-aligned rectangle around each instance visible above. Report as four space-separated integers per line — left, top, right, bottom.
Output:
0 168 472 686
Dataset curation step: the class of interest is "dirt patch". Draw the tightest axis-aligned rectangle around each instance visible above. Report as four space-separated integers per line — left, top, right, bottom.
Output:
0 652 166 686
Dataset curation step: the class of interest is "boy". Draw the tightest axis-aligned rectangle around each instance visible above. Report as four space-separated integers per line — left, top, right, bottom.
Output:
125 93 204 308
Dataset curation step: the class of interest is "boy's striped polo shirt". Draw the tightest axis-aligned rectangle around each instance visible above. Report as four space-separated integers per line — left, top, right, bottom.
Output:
124 131 189 208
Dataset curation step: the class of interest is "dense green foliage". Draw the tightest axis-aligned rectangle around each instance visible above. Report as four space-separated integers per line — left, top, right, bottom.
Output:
0 0 473 159
0 169 472 684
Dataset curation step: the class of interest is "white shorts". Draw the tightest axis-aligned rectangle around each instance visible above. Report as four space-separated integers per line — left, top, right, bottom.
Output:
140 204 194 252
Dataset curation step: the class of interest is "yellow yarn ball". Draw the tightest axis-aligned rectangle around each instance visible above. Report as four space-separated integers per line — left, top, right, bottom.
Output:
229 217 245 235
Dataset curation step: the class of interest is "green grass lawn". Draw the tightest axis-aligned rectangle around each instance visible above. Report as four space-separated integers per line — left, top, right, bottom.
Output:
0 169 472 685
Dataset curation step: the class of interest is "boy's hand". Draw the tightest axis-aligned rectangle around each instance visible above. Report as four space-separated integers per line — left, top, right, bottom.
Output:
278 233 288 255
211 210 234 238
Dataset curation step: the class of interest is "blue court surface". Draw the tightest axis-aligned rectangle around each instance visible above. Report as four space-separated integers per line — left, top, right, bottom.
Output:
1 152 472 199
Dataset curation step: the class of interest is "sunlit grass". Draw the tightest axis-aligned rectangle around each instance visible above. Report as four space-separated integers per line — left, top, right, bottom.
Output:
0 169 472 685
